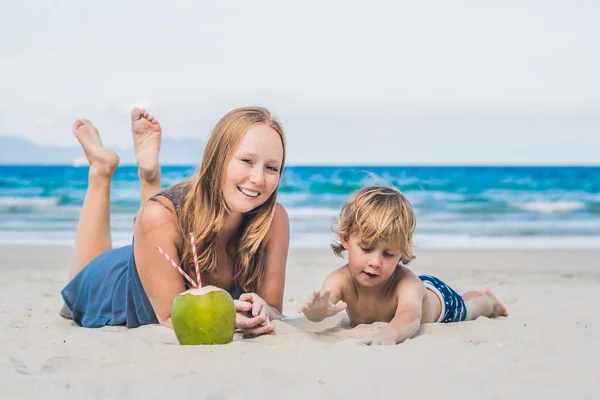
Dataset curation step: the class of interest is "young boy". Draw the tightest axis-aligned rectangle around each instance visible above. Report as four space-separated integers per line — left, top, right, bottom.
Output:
298 186 507 346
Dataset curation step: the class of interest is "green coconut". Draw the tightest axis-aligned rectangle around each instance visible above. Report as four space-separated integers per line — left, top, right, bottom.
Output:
171 285 236 345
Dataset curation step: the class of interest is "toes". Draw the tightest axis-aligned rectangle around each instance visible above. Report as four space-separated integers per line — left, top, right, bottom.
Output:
73 119 94 132
131 108 142 120
132 107 159 125
498 305 508 317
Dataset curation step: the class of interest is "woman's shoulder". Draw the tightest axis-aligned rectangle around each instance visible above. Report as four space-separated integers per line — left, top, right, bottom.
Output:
273 201 289 220
135 196 179 234
158 183 190 209
263 202 290 247
268 202 290 231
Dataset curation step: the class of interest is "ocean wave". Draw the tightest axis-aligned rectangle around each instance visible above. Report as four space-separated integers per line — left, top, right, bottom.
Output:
0 195 144 214
0 230 134 247
407 191 468 203
277 192 312 204
511 201 586 214
415 200 510 215
278 176 458 195
411 234 600 250
287 207 340 219
0 196 69 212
2 166 599 243
415 218 600 236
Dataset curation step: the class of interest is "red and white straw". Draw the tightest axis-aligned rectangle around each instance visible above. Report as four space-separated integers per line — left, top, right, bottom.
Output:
190 232 201 288
156 246 198 288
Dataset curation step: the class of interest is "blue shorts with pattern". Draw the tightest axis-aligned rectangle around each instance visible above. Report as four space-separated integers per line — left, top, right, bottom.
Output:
419 275 467 323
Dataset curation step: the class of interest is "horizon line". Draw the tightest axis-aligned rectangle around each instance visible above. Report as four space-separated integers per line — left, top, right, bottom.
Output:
0 163 599 168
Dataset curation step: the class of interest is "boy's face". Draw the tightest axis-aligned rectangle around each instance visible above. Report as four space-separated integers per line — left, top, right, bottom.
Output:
341 233 403 288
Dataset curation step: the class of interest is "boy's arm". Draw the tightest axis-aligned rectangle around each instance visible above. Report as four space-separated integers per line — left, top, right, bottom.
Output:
357 270 423 345
298 268 348 322
385 275 423 343
321 268 345 304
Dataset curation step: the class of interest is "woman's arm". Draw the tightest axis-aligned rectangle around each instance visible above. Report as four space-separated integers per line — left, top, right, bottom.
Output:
255 202 290 320
133 197 186 327
232 203 289 336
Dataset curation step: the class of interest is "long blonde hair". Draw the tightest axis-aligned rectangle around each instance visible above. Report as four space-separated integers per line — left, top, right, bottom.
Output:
174 107 286 292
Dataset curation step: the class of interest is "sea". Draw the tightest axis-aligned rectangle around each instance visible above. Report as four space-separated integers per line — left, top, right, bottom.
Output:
1 165 599 249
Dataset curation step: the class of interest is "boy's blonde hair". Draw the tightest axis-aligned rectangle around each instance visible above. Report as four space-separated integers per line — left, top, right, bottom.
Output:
331 186 416 264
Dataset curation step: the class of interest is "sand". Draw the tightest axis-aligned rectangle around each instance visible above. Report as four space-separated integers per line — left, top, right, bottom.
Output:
1 247 599 399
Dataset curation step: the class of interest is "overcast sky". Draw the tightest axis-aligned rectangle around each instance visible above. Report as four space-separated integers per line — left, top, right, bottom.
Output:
1 0 598 165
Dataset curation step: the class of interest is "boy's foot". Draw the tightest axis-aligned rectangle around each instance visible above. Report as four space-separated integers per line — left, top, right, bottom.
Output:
72 120 120 179
477 287 508 317
131 108 161 183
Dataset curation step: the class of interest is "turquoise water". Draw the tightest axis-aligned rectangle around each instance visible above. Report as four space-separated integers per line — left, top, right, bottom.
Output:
1 165 599 249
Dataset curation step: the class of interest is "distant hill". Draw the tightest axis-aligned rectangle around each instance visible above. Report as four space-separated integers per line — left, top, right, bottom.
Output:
0 135 205 165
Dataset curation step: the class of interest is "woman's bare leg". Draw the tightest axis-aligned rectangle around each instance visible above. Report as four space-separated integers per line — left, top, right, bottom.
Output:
463 287 508 321
69 120 120 279
131 108 162 208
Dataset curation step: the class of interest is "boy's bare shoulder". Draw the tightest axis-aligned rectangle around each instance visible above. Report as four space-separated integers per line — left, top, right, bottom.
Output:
396 264 421 283
393 265 425 298
324 264 354 287
323 264 355 300
329 264 353 280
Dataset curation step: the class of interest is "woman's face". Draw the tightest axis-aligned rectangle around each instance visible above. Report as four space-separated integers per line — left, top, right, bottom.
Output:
222 123 284 215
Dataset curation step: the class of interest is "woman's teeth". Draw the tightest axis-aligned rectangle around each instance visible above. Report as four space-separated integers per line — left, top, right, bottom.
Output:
239 187 259 197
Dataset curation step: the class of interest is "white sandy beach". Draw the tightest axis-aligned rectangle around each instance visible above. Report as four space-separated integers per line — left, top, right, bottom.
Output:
1 247 599 399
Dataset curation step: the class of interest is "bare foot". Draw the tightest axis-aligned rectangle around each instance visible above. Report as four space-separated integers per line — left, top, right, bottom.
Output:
131 108 161 183
72 120 120 179
478 287 508 318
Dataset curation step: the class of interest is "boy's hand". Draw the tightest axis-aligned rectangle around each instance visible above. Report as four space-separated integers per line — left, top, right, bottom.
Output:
353 329 396 346
297 289 347 322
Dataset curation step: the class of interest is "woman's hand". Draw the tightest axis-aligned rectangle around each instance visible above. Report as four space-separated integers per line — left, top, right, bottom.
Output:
234 293 275 336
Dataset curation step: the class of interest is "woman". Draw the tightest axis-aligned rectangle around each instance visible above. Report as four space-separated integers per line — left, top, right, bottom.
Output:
61 107 290 337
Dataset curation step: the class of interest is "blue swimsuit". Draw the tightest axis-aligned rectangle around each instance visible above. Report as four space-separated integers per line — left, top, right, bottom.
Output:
419 275 468 323
60 187 243 328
